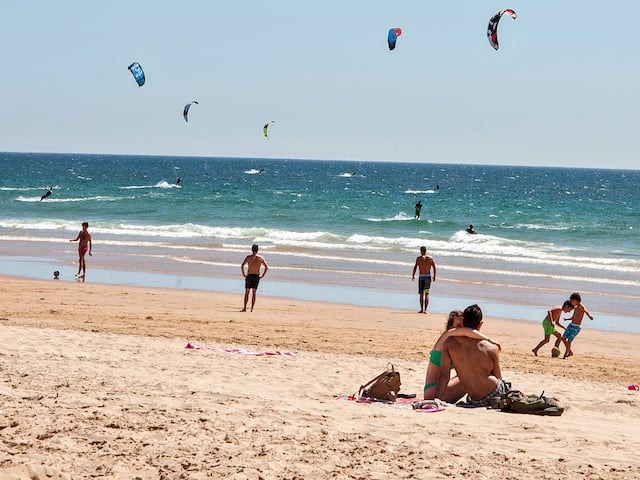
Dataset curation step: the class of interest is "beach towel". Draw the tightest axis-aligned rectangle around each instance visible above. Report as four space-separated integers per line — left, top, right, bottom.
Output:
336 395 446 413
185 342 296 357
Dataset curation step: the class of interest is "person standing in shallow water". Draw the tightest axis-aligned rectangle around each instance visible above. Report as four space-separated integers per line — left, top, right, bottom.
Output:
241 244 269 312
411 246 436 314
70 221 92 281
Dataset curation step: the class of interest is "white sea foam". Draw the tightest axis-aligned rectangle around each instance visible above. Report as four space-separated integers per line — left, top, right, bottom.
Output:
1 218 638 275
155 181 181 189
366 212 414 222
404 189 437 194
16 195 127 203
512 223 570 231
244 169 262 174
0 186 41 191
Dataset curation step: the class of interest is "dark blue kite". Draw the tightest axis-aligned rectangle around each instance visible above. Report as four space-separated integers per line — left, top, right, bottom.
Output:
183 101 199 122
127 62 145 87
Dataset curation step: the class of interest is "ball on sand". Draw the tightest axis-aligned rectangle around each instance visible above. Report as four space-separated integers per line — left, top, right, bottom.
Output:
551 347 561 358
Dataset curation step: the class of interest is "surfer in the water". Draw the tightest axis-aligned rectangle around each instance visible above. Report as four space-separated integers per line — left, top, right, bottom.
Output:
40 187 52 201
176 177 182 186
415 200 423 220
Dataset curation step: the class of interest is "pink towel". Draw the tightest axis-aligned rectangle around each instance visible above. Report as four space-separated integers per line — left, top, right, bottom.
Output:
335 395 446 412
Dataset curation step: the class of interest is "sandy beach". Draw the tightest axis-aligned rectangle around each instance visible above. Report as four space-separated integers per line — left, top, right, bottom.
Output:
1 275 639 479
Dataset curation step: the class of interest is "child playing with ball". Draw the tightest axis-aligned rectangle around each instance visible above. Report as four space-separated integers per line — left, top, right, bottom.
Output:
532 300 573 357
553 292 595 359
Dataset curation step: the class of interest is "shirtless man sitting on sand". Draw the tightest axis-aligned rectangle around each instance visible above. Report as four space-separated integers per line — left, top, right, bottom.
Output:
435 304 507 406
241 244 269 312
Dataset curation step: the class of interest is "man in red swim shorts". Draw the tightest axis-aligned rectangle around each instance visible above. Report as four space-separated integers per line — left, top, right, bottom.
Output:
70 221 92 281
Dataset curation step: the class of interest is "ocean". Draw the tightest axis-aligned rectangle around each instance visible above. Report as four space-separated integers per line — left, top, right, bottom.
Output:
1 152 638 333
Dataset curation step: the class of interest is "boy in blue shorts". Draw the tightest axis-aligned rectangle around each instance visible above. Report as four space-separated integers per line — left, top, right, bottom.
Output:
558 292 594 359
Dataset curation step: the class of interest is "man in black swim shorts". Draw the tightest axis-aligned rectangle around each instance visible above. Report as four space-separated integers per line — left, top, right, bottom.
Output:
241 244 269 312
245 273 260 290
411 246 437 314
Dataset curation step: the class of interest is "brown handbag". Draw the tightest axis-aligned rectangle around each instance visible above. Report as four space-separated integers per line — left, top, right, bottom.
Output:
358 364 401 402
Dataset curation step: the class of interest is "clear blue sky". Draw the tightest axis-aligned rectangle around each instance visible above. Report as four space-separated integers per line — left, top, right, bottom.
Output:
2 1 639 169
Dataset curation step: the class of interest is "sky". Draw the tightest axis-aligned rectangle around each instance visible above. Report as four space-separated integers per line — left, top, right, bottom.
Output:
2 1 639 169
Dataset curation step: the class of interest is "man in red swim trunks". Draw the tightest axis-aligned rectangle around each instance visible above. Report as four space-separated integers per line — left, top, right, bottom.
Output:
70 222 92 281
240 244 269 312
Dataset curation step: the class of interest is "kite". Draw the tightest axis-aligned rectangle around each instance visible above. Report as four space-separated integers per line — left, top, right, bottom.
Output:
183 101 199 122
388 28 402 51
263 120 275 139
127 62 145 87
487 9 517 51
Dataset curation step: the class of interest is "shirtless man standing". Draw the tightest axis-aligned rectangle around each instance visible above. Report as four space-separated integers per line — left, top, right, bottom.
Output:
241 244 269 312
70 221 92 281
411 246 436 314
435 304 507 406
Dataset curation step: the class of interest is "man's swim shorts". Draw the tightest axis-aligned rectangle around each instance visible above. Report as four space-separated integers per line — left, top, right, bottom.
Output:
418 274 431 294
245 274 260 290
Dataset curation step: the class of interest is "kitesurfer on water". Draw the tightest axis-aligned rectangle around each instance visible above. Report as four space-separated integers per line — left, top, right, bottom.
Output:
40 187 52 201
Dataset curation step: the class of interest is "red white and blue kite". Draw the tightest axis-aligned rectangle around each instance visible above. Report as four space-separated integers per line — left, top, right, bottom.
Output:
487 9 517 51
387 28 402 51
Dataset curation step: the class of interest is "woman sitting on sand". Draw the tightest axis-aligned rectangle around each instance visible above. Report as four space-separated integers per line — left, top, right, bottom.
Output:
423 310 501 401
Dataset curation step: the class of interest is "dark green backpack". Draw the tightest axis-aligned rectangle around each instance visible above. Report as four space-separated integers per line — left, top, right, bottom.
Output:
489 389 564 416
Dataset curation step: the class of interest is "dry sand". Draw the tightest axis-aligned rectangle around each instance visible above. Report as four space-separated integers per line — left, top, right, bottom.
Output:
0 276 639 479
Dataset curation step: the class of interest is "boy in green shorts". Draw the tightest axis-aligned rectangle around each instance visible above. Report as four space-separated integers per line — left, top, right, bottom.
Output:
531 300 573 356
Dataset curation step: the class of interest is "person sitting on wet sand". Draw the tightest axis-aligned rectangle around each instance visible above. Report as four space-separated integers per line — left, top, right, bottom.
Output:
424 310 501 401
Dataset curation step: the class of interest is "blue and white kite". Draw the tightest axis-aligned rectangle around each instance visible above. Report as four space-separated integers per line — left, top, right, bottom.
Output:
127 62 145 87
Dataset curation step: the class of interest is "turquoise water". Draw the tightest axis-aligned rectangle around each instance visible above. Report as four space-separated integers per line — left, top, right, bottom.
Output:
1 152 638 331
